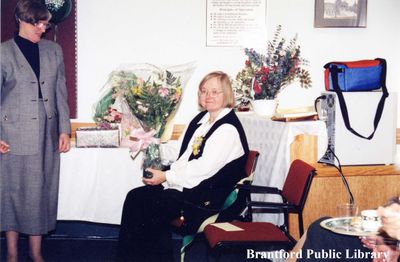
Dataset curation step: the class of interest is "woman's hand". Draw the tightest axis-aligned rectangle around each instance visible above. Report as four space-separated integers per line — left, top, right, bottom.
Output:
378 202 400 240
372 244 400 262
59 133 71 153
360 235 384 250
361 236 400 262
142 168 166 186
0 140 10 153
360 200 400 262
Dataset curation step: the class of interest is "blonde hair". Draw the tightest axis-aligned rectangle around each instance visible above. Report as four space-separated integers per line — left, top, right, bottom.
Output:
198 71 235 110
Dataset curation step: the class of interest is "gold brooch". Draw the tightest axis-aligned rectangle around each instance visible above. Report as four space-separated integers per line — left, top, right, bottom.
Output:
192 136 204 156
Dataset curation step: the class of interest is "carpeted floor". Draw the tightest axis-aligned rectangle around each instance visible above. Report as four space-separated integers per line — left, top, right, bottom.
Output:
0 222 209 262
0 236 119 262
0 235 250 262
0 221 249 261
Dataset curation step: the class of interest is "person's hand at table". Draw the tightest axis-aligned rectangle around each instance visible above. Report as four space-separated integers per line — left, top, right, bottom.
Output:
372 243 400 262
0 140 10 153
361 235 384 249
377 200 400 240
142 168 166 186
360 198 400 262
360 236 399 262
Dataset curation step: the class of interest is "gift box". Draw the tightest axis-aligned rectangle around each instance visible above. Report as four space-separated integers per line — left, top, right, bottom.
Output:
76 127 120 148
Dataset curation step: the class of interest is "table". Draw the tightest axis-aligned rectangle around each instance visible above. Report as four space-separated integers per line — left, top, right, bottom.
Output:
237 113 327 224
57 148 145 224
237 113 327 189
57 115 327 225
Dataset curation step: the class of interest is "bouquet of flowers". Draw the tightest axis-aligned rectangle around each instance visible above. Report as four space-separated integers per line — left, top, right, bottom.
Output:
94 63 194 176
233 25 312 103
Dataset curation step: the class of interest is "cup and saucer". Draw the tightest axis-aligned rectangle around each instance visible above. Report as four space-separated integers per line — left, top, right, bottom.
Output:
320 206 381 236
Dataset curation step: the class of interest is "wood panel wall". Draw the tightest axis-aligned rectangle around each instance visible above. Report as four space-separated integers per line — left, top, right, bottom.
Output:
289 165 400 239
288 134 400 239
397 128 400 144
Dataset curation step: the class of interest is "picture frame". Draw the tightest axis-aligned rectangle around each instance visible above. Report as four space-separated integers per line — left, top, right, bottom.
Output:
314 0 367 28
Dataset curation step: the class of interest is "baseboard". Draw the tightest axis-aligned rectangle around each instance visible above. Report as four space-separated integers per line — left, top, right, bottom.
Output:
50 221 120 239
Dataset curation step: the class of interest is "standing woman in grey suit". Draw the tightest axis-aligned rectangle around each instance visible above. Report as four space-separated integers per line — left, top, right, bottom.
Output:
1 0 71 261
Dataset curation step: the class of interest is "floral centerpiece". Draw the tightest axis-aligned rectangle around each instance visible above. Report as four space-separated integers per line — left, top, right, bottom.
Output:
233 25 312 114
94 63 194 177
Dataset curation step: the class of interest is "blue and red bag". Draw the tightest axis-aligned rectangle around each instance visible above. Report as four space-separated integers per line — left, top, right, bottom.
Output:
323 58 389 140
324 59 386 91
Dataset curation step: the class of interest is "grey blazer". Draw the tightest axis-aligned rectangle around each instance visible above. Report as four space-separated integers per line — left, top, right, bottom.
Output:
1 38 71 155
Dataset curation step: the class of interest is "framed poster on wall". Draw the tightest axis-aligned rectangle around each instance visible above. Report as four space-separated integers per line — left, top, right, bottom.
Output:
314 0 367 28
206 0 267 47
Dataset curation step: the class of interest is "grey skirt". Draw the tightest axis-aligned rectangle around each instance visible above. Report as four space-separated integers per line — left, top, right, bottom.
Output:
1 101 60 235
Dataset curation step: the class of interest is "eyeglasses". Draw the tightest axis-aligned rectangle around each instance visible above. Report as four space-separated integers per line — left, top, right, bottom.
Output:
199 89 224 97
33 21 52 30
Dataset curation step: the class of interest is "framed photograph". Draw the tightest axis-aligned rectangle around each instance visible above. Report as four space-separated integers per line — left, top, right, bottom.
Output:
314 0 367 28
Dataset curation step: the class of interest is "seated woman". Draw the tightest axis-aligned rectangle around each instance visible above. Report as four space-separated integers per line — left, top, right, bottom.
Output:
289 197 400 262
117 71 249 261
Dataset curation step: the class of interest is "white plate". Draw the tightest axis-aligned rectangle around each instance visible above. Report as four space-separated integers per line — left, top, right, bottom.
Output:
320 217 379 237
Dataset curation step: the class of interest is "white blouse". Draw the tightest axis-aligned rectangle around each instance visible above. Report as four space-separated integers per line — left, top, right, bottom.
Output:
163 108 245 191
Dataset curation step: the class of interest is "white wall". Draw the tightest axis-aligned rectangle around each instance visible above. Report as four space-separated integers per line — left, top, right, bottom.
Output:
76 0 400 126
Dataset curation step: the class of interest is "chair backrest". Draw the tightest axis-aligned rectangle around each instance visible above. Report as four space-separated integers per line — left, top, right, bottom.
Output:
281 159 316 208
237 150 260 185
245 150 260 178
220 150 260 208
172 150 260 229
216 150 260 223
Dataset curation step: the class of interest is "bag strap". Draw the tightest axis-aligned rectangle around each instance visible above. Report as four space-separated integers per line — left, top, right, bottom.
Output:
330 58 389 140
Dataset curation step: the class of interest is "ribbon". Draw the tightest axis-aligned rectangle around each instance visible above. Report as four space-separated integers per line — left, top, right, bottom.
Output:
128 127 160 159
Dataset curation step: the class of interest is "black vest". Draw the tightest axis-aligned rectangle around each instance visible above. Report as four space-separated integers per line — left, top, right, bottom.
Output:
179 110 249 210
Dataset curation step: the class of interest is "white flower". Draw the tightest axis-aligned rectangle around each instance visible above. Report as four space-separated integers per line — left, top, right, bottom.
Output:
138 105 148 113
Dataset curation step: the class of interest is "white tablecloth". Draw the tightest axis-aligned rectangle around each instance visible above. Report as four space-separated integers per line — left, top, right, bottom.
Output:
237 113 327 224
57 148 145 224
57 114 327 225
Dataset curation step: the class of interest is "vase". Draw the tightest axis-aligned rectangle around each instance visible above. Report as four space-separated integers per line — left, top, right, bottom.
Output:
252 99 277 116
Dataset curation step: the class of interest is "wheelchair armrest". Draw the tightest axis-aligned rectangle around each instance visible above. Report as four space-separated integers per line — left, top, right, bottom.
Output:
247 201 298 214
236 184 282 195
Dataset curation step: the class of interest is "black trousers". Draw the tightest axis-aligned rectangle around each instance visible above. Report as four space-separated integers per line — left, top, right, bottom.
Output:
117 185 183 262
